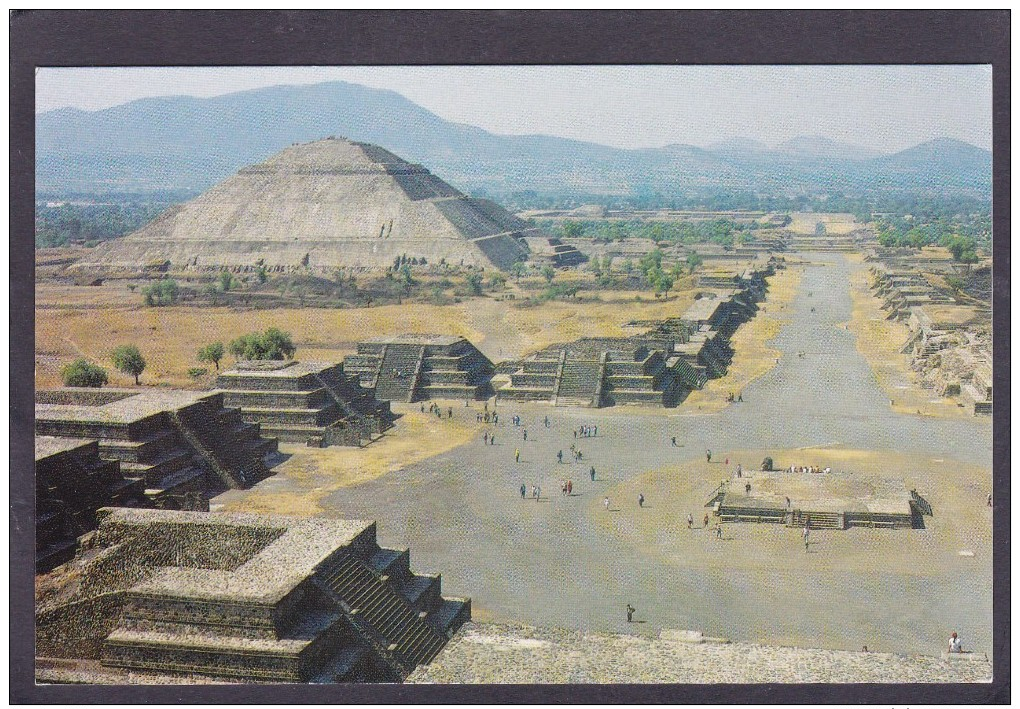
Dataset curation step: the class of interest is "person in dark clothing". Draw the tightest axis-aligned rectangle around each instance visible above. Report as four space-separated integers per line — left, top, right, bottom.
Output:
626 604 636 622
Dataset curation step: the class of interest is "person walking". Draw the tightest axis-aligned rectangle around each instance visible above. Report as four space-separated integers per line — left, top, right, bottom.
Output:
523 429 528 441
987 493 992 507
520 484 526 499
567 480 572 495
671 436 677 447
687 513 693 529
626 604 636 622
544 415 549 428
604 497 610 511
483 431 489 445
706 449 712 463
715 523 723 539
638 493 645 508
802 525 810 552
536 486 541 501
590 466 596 482
703 513 709 528
557 450 563 464
490 434 495 446
515 448 520 463
531 485 537 499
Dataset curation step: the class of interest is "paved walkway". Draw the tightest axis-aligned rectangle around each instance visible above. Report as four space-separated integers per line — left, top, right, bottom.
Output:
320 253 993 658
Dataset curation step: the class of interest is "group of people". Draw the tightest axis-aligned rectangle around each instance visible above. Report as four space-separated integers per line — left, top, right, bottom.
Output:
787 464 831 474
573 425 598 438
476 411 499 424
421 402 453 419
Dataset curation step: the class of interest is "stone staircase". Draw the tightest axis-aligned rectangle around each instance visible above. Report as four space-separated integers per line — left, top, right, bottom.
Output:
788 510 844 530
374 345 426 402
315 553 449 677
555 359 603 407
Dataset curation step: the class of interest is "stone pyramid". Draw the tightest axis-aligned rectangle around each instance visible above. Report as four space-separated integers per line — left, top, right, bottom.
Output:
84 138 540 272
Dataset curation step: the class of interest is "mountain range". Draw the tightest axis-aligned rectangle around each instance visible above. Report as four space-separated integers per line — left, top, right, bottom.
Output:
36 80 992 198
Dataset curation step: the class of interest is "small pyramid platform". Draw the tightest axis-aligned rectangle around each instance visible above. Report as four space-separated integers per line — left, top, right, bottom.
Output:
81 138 573 272
215 360 395 447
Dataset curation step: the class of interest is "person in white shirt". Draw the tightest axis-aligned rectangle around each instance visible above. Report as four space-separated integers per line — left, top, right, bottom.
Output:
948 632 962 653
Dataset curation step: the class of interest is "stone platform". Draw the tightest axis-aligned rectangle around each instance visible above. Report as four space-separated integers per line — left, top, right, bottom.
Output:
714 468 918 529
36 508 470 684
36 388 279 506
407 622 991 684
215 360 394 447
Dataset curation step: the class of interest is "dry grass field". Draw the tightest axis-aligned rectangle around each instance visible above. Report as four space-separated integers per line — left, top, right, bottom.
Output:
788 212 858 235
35 280 695 389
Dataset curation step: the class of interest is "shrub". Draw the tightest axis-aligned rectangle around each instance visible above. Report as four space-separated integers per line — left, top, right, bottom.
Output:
187 367 209 378
228 327 296 361
61 358 108 388
141 278 179 306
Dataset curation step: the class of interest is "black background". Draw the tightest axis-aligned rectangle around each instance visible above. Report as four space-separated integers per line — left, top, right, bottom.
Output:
10 10 1010 705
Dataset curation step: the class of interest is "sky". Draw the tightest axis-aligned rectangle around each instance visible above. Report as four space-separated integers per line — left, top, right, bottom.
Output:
35 65 993 153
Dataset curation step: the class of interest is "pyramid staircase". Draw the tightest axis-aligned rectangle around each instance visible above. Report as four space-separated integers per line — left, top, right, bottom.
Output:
373 345 426 402
555 359 603 407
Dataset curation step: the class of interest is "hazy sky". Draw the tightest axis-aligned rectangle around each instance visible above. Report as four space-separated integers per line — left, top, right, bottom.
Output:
36 65 993 152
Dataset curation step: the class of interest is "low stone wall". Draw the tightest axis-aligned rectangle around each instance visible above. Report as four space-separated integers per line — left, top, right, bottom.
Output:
407 622 992 684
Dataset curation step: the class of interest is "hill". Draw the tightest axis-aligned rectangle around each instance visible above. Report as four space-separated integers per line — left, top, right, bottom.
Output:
36 81 992 198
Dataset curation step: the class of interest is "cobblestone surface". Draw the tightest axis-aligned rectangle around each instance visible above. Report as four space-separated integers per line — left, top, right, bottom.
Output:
407 623 992 684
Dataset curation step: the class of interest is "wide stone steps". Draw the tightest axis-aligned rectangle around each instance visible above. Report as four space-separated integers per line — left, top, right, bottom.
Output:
789 510 843 529
374 346 424 402
317 554 447 672
555 360 602 407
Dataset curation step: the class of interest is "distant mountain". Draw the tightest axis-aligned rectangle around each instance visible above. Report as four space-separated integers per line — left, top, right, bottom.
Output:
36 81 992 198
774 135 883 161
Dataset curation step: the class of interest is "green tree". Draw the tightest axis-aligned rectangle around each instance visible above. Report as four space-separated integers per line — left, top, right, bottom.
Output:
219 270 234 292
488 273 507 290
466 272 484 295
561 221 584 238
61 358 108 388
142 278 179 306
400 264 415 288
685 252 704 273
111 344 146 384
198 342 225 370
541 265 556 284
257 265 268 284
228 328 296 361
509 261 527 283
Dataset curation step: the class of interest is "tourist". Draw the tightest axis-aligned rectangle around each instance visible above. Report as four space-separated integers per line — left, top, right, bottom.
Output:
493 413 498 425
574 429 577 440
448 407 453 419
737 463 742 476
567 480 572 495
604 497 610 511
725 457 729 466
490 434 495 446
520 484 526 499
703 514 709 528
716 524 723 539
638 493 645 508
562 481 567 496
557 450 563 464
537 486 541 501
785 496 791 510
420 403 425 413
515 448 520 463
706 449 712 463
671 436 677 447
802 525 810 552
594 425 597 436
626 604 636 622
948 632 962 653
544 416 550 428
987 493 993 507
745 483 751 495
687 513 693 529
483 432 488 445
523 429 528 441
531 485 537 499
738 392 743 402
590 466 596 482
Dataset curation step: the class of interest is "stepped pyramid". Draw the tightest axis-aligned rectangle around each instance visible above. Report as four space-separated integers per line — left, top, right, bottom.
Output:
83 138 575 272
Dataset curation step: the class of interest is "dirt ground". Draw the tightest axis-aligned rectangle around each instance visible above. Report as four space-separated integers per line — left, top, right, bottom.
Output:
788 212 858 235
843 255 975 420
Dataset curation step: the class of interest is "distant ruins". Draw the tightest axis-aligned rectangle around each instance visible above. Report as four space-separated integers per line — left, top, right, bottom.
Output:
36 509 470 683
868 262 992 414
499 260 774 408
34 388 279 567
343 335 495 403
215 360 395 447
80 138 584 273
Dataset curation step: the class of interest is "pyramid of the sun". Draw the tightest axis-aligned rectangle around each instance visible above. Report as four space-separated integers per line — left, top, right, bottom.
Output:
84 138 537 272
